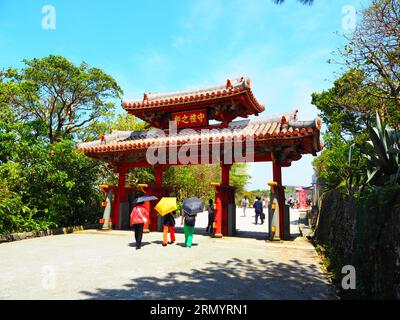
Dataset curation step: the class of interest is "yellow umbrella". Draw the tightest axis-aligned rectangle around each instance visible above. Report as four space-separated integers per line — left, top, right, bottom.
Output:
154 197 177 216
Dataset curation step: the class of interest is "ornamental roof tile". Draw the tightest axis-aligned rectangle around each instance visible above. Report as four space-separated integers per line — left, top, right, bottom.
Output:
121 77 264 114
77 110 322 155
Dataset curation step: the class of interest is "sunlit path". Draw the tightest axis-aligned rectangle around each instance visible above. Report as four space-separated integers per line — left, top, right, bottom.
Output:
175 207 301 240
0 221 335 300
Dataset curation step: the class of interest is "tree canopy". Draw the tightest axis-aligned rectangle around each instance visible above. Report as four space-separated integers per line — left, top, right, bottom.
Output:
4 55 123 144
313 0 400 192
339 0 400 112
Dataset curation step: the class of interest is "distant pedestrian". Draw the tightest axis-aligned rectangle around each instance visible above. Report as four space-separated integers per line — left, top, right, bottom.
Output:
206 199 215 235
263 196 269 209
287 194 294 208
130 201 149 250
253 196 264 225
241 196 250 217
162 211 176 246
181 208 196 248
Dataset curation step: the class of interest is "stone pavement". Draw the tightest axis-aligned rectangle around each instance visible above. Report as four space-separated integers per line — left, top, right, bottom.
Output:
0 208 336 300
181 206 300 239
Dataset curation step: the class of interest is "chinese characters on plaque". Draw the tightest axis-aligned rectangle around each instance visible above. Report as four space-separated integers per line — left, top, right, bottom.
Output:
171 109 208 128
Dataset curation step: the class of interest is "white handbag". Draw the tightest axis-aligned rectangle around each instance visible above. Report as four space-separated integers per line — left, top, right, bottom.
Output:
138 207 148 224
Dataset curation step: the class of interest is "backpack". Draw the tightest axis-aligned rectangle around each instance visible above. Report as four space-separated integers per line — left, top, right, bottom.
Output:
254 200 263 214
184 213 196 226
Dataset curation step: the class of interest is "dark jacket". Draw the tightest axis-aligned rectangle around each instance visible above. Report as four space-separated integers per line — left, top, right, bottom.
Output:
184 211 196 227
163 212 176 227
207 205 214 218
253 200 263 214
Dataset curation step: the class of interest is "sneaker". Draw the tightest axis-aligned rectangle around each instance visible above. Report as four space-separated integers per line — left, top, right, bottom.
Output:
162 243 167 247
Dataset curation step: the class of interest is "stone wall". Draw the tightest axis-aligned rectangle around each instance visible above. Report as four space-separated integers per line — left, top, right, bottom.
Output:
379 194 400 298
314 189 357 268
0 223 102 243
314 187 400 299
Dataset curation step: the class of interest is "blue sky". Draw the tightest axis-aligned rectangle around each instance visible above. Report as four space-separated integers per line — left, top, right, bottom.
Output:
0 0 369 189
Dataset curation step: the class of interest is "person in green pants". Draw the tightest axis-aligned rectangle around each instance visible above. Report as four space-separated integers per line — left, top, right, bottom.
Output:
181 209 196 248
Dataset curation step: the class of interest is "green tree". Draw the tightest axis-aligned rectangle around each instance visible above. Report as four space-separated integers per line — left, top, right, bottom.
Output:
339 0 400 112
0 56 119 234
311 69 391 137
313 129 366 192
6 55 123 144
313 0 400 191
163 163 250 209
79 113 146 142
80 112 150 187
0 136 103 230
311 71 371 192
230 163 251 195
163 165 220 204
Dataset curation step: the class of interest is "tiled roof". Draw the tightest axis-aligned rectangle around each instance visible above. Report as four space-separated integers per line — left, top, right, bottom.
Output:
121 77 264 114
77 110 322 154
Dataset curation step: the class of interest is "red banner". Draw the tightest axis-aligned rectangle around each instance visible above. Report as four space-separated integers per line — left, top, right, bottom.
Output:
171 109 208 128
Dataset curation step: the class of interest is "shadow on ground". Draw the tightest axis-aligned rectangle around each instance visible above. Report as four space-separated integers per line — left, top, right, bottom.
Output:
80 258 335 300
174 227 300 241
128 242 151 248
234 229 269 240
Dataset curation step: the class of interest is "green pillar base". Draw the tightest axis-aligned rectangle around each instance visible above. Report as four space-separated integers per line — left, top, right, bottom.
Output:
214 233 223 238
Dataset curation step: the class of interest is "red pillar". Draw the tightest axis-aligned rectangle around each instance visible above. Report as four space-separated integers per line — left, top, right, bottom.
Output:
113 164 126 230
218 164 231 236
214 189 223 237
143 199 151 233
221 164 230 186
155 165 163 186
147 166 164 232
273 161 284 239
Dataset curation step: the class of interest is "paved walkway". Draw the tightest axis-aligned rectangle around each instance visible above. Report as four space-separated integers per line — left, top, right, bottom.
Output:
182 206 300 239
0 208 336 300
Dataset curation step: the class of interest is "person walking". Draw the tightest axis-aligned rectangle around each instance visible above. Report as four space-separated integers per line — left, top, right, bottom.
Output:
253 196 264 225
205 199 215 235
287 194 294 209
241 195 249 217
181 208 196 248
162 211 176 246
130 201 149 250
263 195 269 209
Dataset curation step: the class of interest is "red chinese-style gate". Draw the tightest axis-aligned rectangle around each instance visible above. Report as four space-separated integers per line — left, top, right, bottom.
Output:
77 77 322 240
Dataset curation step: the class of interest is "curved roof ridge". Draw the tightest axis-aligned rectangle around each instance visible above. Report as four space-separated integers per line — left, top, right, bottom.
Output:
250 109 299 124
122 77 250 104
77 130 133 148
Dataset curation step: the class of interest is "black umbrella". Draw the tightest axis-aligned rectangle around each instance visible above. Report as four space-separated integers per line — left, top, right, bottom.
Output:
182 197 205 215
135 195 158 203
